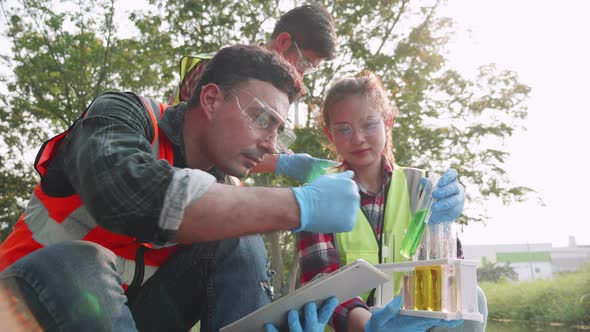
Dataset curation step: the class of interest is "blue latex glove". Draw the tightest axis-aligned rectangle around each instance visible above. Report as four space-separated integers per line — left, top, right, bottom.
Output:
365 296 463 332
265 297 339 332
291 171 360 233
276 153 339 183
429 168 465 224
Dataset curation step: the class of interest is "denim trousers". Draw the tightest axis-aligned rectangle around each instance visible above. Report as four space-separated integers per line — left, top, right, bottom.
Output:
0 236 273 332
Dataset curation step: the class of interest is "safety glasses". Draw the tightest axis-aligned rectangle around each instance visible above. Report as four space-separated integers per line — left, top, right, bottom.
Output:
292 39 318 75
231 90 296 153
330 114 385 144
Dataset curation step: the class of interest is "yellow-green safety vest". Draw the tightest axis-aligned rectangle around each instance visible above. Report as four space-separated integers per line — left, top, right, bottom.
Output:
334 165 424 303
169 53 215 106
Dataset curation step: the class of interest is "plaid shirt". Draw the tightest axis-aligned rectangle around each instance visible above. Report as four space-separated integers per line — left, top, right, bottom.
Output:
297 158 393 332
42 92 217 246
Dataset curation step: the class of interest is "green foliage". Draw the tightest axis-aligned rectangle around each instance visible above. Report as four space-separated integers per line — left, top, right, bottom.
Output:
0 0 533 295
477 261 518 283
0 155 35 243
480 264 590 325
0 0 176 238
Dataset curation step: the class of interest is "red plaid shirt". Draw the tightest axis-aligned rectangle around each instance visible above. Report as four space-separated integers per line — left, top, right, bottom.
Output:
297 158 393 332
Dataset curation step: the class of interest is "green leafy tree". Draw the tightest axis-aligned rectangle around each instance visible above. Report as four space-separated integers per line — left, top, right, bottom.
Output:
0 155 35 243
0 0 177 240
0 0 534 296
477 261 518 283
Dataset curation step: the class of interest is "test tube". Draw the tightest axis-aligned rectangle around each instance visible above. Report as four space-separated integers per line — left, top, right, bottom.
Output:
427 223 441 260
402 271 415 309
381 233 395 263
443 222 457 259
400 174 439 259
428 221 457 259
441 263 458 312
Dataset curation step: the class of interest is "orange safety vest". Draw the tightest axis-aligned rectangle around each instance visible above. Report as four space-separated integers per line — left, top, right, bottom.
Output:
0 95 179 287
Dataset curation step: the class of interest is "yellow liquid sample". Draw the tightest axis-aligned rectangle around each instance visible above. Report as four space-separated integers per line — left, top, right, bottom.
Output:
428 265 442 311
414 265 442 311
414 266 429 310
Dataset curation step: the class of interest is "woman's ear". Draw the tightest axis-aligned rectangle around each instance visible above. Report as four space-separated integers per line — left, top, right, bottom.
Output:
323 126 334 143
383 114 394 128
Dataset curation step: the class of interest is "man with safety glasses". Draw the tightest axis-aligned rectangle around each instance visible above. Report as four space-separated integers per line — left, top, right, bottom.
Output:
170 3 338 185
0 45 358 332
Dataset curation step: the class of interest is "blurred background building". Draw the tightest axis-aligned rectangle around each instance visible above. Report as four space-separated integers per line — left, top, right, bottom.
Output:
464 236 590 281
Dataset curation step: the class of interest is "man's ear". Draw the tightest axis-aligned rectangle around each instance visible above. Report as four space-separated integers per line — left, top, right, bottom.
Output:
199 83 223 120
323 126 334 143
270 31 293 54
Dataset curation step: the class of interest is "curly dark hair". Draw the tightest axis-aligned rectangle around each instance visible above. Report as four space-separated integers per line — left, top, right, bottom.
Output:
187 44 304 108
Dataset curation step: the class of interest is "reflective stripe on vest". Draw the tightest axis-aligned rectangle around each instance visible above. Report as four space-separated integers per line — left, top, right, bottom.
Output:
0 95 175 286
334 166 424 302
169 53 214 106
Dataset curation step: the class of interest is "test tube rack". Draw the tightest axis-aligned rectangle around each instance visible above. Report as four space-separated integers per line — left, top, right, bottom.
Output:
374 258 483 322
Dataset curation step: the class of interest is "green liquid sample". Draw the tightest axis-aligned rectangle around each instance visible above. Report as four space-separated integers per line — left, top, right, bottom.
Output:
400 209 428 258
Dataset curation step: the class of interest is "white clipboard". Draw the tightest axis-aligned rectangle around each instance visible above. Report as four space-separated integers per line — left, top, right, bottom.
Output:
219 259 391 332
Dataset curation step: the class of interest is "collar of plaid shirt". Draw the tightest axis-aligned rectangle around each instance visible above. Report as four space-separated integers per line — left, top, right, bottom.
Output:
340 157 394 237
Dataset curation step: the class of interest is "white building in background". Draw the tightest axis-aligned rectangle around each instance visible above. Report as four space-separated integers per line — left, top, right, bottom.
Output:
463 236 590 281
552 237 590 273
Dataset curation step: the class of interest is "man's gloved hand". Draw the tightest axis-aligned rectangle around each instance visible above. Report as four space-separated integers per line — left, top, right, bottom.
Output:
291 171 360 233
429 168 465 224
365 296 463 332
265 297 339 332
275 153 339 183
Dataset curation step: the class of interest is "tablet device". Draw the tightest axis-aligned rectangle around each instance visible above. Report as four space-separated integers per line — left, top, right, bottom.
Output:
219 259 391 332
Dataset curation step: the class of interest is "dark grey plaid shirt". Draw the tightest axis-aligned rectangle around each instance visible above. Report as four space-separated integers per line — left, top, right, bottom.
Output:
42 92 216 246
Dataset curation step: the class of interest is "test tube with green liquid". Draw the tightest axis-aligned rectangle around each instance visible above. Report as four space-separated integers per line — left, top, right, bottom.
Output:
400 174 439 259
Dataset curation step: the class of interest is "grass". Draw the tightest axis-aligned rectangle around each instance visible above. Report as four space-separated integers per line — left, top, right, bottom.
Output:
481 264 590 325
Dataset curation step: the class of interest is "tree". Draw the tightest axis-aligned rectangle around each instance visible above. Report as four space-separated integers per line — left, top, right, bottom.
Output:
0 155 35 243
0 0 533 296
0 0 178 240
477 261 518 283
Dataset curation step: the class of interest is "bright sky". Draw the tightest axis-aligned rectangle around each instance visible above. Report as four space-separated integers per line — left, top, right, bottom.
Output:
117 0 590 247
439 0 590 247
116 0 589 247
2 1 588 247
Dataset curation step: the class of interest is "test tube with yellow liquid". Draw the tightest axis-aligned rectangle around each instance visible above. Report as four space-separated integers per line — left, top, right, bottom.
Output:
428 265 442 311
376 259 483 322
414 266 429 310
413 265 442 311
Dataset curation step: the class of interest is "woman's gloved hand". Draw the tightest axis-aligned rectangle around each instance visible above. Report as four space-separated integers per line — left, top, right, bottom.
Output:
429 168 465 224
365 296 463 332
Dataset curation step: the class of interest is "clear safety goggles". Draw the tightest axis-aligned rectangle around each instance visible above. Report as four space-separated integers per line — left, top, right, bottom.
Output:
231 90 296 153
330 113 385 143
292 39 319 75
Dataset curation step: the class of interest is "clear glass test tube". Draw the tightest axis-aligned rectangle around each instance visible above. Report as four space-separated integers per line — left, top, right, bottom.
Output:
400 174 439 259
428 220 457 259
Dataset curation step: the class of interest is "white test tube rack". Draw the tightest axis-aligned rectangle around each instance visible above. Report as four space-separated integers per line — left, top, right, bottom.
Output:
374 258 483 322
